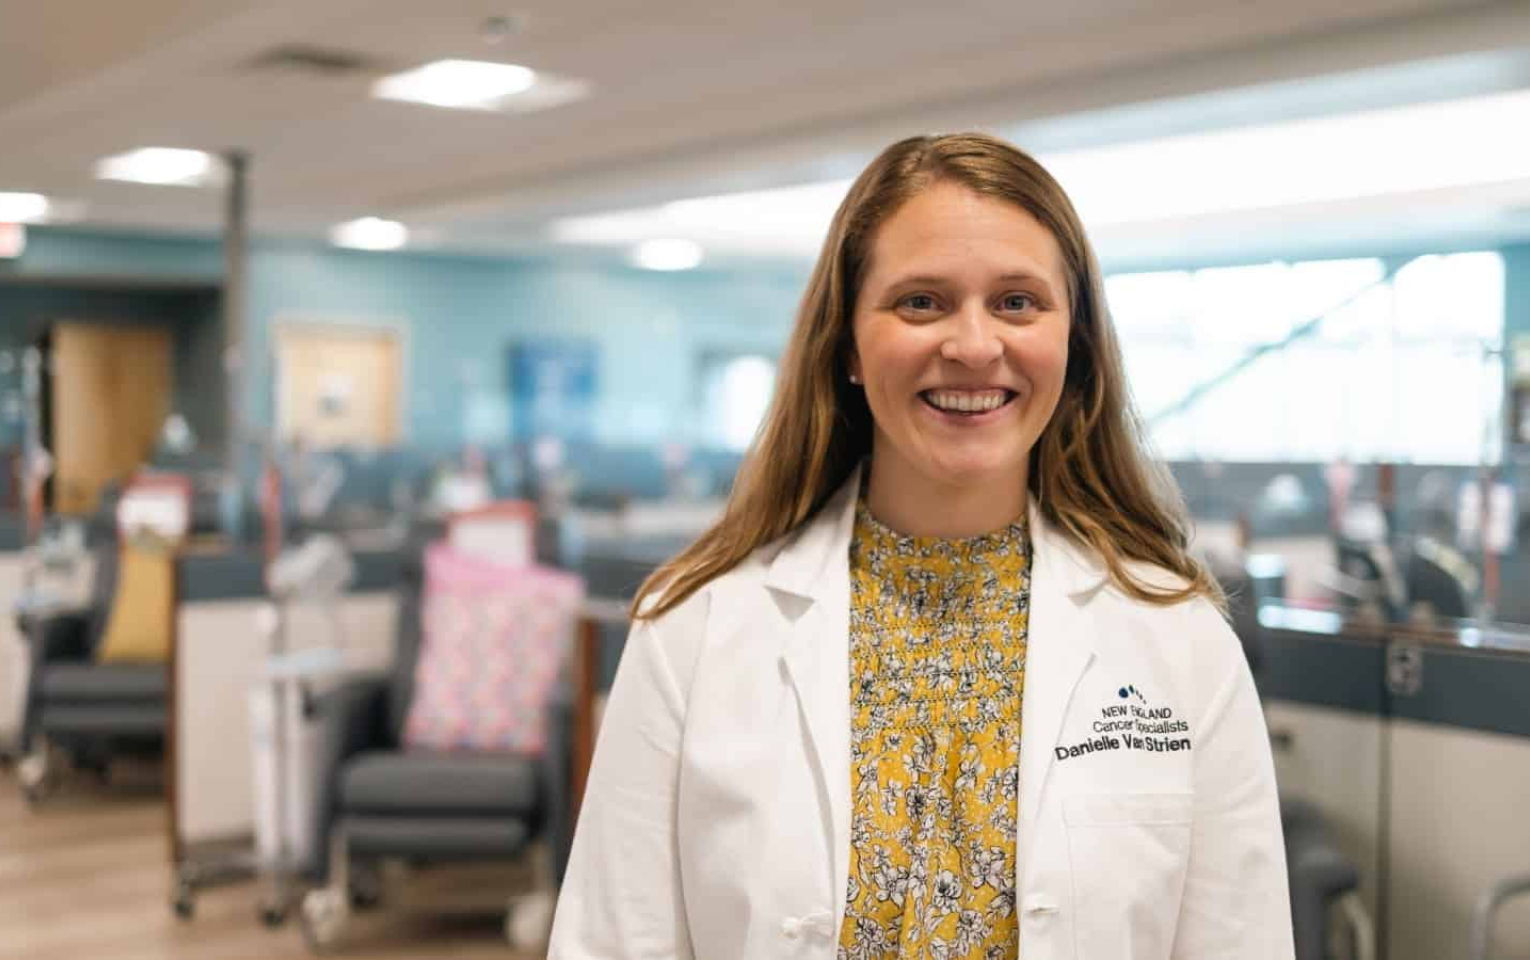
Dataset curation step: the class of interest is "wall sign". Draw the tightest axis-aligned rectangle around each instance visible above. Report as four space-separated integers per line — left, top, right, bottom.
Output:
507 339 598 442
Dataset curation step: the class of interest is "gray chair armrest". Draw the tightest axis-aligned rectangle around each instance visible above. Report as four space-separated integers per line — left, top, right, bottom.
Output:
21 611 94 665
1471 874 1530 960
17 611 97 751
305 673 390 880
1283 801 1361 960
541 684 575 885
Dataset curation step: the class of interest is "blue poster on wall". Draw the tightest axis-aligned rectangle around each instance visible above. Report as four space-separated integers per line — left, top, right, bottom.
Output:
507 339 598 442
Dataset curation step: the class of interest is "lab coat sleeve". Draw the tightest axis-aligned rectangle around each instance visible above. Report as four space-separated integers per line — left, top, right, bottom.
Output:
1171 599 1295 960
548 611 698 959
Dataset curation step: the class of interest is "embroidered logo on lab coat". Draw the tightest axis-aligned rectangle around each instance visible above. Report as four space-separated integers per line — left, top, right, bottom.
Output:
1055 684 1192 762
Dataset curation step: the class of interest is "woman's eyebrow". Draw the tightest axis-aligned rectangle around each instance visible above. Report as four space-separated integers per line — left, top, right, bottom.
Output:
995 272 1058 295
881 273 951 289
881 271 1058 295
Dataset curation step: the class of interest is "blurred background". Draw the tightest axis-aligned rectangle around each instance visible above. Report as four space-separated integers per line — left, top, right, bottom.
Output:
0 0 1527 957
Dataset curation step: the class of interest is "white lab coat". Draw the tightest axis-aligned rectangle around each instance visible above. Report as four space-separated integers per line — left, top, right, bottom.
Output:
550 469 1293 959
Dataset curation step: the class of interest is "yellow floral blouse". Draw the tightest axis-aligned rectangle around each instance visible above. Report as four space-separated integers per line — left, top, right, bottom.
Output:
839 498 1031 960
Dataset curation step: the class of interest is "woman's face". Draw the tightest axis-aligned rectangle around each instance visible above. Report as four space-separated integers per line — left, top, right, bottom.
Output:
849 181 1072 496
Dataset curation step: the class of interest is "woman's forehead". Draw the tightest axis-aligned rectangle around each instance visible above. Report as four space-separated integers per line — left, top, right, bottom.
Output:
863 183 1066 288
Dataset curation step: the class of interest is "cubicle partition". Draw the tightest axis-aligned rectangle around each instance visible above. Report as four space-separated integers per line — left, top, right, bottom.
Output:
1260 609 1530 960
0 549 28 753
0 517 31 753
170 548 403 881
0 517 95 759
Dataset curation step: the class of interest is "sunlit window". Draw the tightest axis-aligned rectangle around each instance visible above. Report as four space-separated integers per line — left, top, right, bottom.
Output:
1107 252 1504 465
700 354 777 452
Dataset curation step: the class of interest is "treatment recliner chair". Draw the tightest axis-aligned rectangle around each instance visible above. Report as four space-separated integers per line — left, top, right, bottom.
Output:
297 555 573 952
1283 798 1371 960
16 544 167 802
1214 562 1372 960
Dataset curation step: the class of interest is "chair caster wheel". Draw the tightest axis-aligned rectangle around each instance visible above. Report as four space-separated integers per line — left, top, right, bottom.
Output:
172 883 195 921
505 890 554 951
349 865 382 910
17 749 57 805
300 888 347 953
259 902 288 927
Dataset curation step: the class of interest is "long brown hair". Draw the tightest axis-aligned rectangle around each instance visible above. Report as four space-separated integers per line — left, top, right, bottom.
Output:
633 132 1222 619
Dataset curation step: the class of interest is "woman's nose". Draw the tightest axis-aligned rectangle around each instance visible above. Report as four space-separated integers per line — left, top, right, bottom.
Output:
939 305 1003 367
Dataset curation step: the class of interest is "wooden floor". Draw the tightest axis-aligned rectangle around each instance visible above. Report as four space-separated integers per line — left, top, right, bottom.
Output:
0 760 545 959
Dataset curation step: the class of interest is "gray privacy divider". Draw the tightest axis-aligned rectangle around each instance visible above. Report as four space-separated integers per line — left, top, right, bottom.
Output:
175 549 412 604
1261 614 1530 960
1262 618 1530 741
1262 629 1387 718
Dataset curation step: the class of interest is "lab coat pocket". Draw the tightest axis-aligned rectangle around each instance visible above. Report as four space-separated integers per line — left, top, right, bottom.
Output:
1063 793 1193 960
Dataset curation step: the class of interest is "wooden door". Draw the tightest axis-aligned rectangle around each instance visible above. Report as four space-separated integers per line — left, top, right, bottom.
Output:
51 323 173 515
276 325 401 448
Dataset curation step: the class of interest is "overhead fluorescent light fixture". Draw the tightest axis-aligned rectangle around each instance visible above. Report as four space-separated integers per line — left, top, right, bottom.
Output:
554 181 851 256
96 148 220 186
372 59 589 113
0 192 50 223
632 239 703 271
331 217 408 251
552 88 1530 257
1043 87 1530 226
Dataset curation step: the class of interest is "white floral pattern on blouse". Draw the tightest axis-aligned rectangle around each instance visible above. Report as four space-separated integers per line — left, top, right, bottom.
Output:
838 499 1031 960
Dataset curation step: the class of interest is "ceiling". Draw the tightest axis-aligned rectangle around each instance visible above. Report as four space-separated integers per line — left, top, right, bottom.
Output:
2 0 1529 264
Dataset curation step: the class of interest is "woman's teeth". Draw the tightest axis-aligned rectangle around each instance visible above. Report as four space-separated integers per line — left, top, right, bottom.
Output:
923 390 1011 414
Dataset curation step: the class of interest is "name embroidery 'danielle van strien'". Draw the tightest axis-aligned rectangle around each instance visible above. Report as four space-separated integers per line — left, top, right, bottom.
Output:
1054 685 1192 762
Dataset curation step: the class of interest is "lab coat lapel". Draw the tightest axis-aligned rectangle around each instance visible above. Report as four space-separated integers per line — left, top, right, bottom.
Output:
1018 502 1103 870
767 467 860 924
764 475 1108 918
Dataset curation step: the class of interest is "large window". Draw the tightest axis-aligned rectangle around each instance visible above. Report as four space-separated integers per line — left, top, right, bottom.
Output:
698 352 777 452
1107 252 1505 465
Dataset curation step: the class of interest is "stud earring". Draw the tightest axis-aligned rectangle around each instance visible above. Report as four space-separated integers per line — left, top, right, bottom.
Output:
848 373 862 385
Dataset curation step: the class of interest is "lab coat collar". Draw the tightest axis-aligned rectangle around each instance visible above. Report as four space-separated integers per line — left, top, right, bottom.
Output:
762 465 863 601
763 464 1110 604
767 465 1108 929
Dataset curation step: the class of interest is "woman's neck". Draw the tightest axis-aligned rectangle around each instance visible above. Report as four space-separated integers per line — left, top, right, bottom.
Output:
864 452 1028 540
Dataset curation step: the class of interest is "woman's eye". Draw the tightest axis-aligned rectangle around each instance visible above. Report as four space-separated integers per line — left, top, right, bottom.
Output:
1000 293 1035 312
900 294 938 312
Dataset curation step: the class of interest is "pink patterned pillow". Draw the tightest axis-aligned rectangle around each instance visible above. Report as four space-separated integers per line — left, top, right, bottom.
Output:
402 544 584 755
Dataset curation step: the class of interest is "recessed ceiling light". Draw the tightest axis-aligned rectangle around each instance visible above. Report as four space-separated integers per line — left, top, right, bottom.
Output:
331 217 408 251
632 239 703 271
0 192 51 223
373 59 536 110
96 148 220 186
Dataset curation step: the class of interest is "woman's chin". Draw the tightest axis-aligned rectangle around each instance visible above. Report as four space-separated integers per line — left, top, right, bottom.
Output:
921 454 1026 492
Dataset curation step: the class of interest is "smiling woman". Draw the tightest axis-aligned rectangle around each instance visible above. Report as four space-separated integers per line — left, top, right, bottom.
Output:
550 133 1292 960
633 132 1222 619
847 180 1072 539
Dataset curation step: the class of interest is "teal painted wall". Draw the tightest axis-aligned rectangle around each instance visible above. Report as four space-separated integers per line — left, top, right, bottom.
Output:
0 228 221 283
7 226 1526 459
5 228 808 452
245 242 806 449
